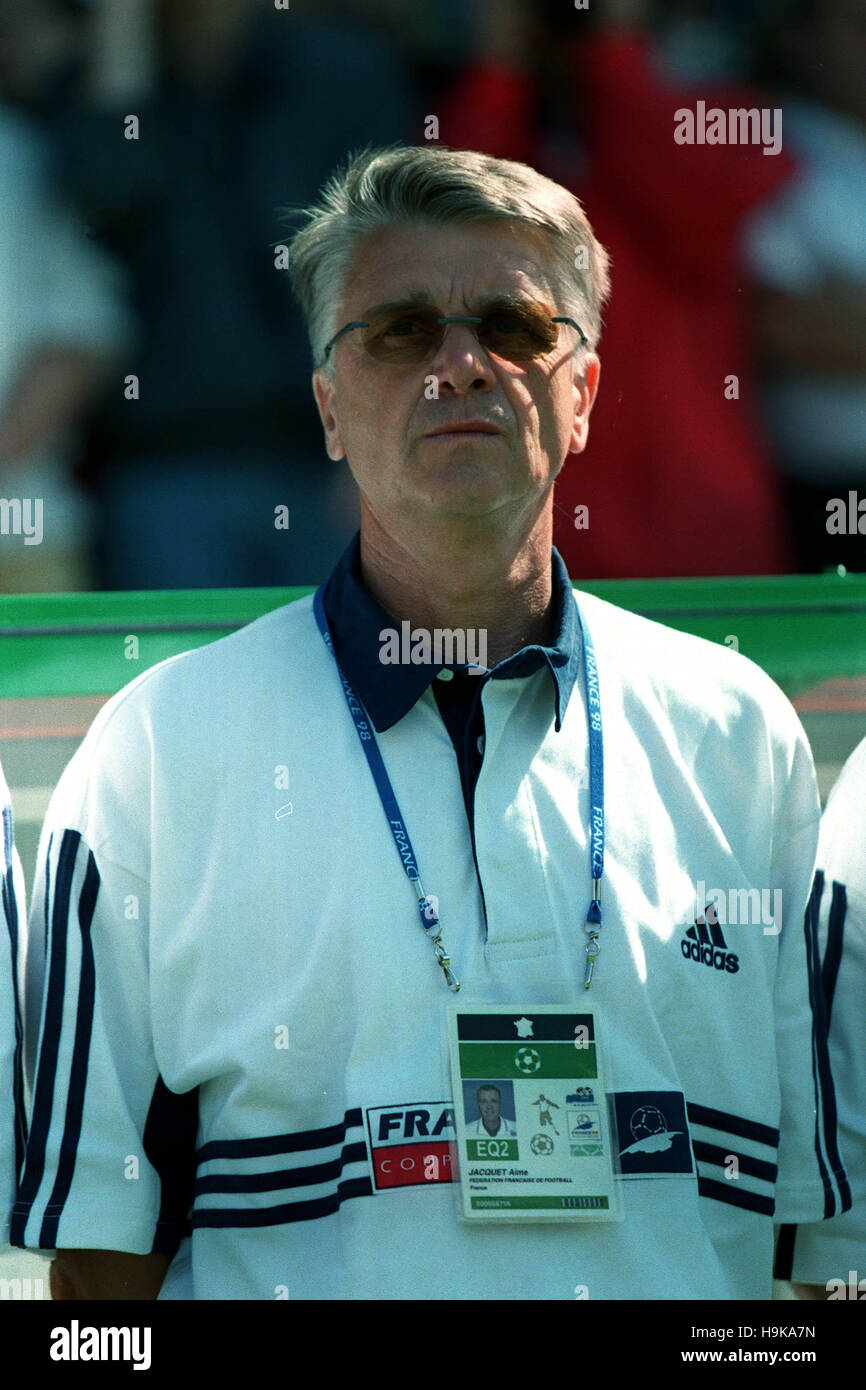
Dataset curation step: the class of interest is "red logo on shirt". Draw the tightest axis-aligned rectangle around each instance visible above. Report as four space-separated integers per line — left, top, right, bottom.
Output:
365 1102 457 1191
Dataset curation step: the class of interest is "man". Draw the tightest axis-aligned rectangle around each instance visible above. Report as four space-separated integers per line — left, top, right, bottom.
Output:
13 145 849 1299
467 1086 515 1139
775 736 866 1296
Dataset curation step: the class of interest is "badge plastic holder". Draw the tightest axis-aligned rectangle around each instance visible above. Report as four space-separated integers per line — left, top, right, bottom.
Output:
439 984 623 1225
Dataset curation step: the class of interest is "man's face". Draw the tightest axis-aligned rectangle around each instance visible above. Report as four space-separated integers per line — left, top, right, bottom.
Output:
313 220 599 530
478 1089 501 1127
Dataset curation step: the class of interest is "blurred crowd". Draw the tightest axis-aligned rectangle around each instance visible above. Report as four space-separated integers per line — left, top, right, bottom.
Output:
0 0 863 592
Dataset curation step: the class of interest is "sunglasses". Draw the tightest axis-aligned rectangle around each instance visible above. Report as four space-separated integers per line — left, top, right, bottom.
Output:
322 301 588 365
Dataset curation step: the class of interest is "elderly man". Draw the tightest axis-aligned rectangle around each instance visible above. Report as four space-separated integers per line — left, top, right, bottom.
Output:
12 145 849 1299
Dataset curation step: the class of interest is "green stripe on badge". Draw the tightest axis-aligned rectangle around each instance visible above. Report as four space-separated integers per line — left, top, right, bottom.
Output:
458 1041 597 1079
471 1195 610 1211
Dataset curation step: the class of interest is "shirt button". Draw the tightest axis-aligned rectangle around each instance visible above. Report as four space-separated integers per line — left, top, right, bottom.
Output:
436 668 454 681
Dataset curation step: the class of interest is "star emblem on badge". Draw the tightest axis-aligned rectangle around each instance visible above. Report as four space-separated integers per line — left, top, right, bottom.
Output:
513 1016 534 1038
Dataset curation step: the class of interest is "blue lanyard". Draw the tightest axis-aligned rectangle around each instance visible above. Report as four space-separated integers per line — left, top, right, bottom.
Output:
312 582 605 992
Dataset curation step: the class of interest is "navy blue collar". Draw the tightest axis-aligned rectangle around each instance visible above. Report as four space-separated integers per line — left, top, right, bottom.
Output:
320 533 582 733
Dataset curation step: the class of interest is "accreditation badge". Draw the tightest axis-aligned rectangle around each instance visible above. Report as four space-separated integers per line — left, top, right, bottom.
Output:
446 1004 621 1222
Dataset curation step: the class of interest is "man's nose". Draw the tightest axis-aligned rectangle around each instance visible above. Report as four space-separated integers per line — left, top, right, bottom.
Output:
428 323 497 393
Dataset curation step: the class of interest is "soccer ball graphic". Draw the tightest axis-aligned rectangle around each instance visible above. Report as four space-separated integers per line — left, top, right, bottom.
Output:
531 1133 554 1156
515 1047 542 1074
630 1105 667 1143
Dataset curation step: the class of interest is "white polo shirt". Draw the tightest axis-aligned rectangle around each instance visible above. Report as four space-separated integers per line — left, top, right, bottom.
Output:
1 762 26 1239
784 736 866 1285
13 581 849 1298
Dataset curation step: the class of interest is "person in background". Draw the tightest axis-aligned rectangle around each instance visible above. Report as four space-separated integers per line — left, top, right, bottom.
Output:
0 0 132 593
743 0 866 574
439 0 798 580
28 0 417 589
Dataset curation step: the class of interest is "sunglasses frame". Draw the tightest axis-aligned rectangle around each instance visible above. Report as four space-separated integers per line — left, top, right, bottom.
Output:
322 307 589 363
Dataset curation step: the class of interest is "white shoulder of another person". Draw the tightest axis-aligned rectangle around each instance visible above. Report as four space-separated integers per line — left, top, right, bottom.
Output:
819 735 866 896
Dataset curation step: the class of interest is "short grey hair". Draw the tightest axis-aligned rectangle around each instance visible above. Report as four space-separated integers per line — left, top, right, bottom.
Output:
283 144 611 370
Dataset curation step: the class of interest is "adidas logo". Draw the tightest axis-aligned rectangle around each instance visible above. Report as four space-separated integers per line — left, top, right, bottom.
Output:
681 905 739 974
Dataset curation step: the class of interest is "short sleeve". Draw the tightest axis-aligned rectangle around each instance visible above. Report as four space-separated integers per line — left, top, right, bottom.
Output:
0 762 27 1240
11 685 195 1258
784 740 866 1281
757 684 850 1224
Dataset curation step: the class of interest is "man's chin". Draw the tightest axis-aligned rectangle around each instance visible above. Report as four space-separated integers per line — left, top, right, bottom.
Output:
405 471 525 519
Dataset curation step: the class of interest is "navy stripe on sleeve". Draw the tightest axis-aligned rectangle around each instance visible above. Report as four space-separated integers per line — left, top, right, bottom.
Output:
11 831 72 1244
803 872 851 1218
803 872 835 1218
39 850 100 1247
2 804 26 1174
822 881 846 1027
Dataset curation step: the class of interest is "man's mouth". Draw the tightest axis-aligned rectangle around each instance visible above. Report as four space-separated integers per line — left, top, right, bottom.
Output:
424 421 503 438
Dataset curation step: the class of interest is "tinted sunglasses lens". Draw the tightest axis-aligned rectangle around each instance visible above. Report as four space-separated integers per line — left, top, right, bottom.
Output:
479 306 559 360
359 306 561 362
361 310 442 362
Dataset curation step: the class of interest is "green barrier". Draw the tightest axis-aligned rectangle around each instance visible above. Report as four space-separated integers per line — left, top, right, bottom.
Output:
0 572 864 700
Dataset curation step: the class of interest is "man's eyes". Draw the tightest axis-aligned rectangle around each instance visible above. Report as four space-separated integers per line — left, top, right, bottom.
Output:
380 311 527 335
381 316 432 337
485 312 526 334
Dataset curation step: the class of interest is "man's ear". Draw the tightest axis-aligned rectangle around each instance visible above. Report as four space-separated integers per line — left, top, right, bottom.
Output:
312 368 346 461
568 354 601 456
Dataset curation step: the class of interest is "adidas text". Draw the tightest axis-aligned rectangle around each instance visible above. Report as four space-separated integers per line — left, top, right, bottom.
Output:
681 937 739 973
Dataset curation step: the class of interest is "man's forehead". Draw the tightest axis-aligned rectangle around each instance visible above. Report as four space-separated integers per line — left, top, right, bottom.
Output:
343 220 561 309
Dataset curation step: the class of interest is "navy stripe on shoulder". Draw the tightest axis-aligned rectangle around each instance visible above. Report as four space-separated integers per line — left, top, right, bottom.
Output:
686 1102 779 1149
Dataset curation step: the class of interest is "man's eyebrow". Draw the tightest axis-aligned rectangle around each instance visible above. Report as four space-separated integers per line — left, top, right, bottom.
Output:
360 291 437 318
474 292 551 313
360 291 550 318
